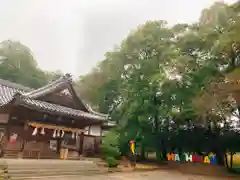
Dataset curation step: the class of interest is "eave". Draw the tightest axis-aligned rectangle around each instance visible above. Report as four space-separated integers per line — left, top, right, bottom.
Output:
11 93 106 122
0 74 108 121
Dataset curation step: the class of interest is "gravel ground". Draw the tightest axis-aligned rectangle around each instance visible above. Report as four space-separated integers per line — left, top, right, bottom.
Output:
48 170 238 180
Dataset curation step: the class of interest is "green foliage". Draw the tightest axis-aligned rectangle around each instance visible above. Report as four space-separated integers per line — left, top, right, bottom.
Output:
101 131 121 159
105 156 118 168
76 1 240 165
0 1 238 168
100 131 121 167
0 40 63 88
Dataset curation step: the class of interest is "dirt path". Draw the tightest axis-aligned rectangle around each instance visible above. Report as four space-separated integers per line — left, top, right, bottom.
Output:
49 170 238 180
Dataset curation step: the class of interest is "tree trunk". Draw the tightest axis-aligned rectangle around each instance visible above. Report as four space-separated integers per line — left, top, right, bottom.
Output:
215 150 225 166
155 134 162 162
153 96 161 162
230 152 234 169
140 143 145 160
160 138 167 161
161 146 167 161
224 153 229 169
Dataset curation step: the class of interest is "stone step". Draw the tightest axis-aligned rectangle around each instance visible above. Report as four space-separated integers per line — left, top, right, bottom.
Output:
11 175 77 180
4 155 18 158
11 174 98 180
8 165 96 168
1 159 106 179
5 160 95 166
10 171 105 180
7 161 95 166
5 159 94 164
9 167 100 172
8 166 100 171
4 154 18 159
23 175 89 180
8 164 97 169
8 167 98 171
8 168 106 179
9 169 102 175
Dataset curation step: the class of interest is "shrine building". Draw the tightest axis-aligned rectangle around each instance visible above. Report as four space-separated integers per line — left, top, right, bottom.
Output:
0 74 113 159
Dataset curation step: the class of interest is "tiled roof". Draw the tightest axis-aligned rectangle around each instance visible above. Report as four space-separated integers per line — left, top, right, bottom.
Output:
0 84 17 105
19 97 106 121
0 75 107 121
23 74 72 99
85 103 109 118
0 80 30 106
0 78 31 91
103 121 116 127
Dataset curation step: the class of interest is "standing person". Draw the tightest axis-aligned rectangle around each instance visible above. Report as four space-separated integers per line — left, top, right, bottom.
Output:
129 140 136 168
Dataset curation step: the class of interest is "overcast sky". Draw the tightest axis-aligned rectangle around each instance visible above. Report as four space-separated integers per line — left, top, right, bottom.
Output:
0 0 236 76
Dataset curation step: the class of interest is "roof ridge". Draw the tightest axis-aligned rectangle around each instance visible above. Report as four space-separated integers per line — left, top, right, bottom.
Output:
68 81 108 116
23 74 72 99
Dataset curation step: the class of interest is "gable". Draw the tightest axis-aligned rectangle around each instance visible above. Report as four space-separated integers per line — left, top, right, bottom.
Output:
0 75 107 118
60 89 72 97
34 85 88 111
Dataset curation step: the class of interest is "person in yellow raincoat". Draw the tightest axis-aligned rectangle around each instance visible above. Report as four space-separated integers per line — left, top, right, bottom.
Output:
130 140 136 167
130 140 135 154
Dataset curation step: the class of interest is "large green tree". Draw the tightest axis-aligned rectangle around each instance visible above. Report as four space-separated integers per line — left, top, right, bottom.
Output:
77 1 240 166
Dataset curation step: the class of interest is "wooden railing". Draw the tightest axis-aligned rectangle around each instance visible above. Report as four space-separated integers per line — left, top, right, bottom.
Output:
22 150 41 159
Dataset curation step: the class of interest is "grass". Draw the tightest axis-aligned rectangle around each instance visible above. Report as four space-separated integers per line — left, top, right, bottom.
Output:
226 153 240 168
233 165 240 168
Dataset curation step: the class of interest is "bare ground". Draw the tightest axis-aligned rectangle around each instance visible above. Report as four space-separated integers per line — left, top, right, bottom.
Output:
48 170 239 180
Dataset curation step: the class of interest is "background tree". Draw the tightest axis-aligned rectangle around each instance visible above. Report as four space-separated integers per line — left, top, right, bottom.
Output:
0 40 63 88
76 2 240 166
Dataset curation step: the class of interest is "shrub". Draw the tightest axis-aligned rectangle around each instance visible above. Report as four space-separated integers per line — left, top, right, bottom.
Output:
101 131 121 167
105 156 119 168
101 145 120 159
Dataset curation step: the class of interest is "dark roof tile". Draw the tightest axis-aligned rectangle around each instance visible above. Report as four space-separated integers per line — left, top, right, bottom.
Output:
0 75 107 121
0 84 24 105
20 97 105 121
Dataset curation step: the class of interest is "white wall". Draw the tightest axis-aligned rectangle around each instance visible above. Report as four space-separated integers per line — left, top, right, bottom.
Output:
84 126 89 135
84 125 101 136
0 113 9 123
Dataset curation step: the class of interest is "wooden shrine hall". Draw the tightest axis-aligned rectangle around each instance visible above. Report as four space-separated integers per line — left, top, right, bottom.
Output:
0 74 110 159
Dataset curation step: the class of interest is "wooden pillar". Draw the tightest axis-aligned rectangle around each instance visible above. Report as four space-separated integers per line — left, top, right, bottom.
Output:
78 132 84 155
57 138 61 154
94 137 101 155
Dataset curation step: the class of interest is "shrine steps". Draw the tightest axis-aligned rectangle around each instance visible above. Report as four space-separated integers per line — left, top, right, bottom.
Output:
3 153 18 159
3 149 60 159
4 159 107 180
3 149 19 159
